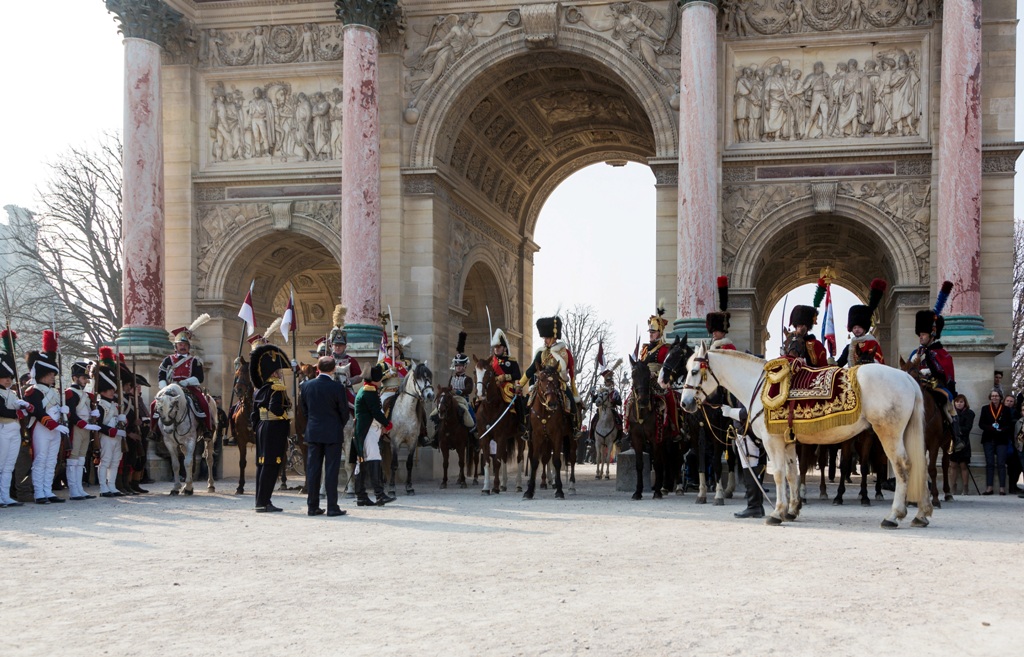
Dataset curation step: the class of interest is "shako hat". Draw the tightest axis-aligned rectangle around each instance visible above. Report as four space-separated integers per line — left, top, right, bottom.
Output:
0 329 18 379
706 276 731 334
451 331 469 369
250 344 290 389
26 330 60 380
94 346 119 394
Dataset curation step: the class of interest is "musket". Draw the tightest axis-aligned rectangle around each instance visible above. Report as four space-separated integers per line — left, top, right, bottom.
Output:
115 347 126 432
50 306 67 430
0 282 23 399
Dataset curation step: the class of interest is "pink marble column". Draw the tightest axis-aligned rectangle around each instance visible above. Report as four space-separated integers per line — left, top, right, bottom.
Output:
341 25 382 327
122 37 165 330
676 1 719 326
937 0 983 315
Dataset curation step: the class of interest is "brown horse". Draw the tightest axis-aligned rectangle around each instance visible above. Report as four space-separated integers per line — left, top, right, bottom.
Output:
625 356 667 500
524 367 567 499
229 357 254 495
474 356 524 495
834 430 889 505
435 387 470 489
900 358 954 507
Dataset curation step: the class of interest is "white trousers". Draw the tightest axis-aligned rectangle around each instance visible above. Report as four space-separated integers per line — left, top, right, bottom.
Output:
0 422 21 504
31 423 60 500
65 456 86 499
97 435 122 494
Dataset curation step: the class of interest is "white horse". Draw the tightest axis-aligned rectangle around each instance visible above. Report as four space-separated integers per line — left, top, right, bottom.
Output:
591 389 621 480
153 383 217 495
385 362 434 495
665 343 931 528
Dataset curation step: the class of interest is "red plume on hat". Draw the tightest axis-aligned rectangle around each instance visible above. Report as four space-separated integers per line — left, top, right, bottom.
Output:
97 346 117 368
42 329 58 356
867 278 887 314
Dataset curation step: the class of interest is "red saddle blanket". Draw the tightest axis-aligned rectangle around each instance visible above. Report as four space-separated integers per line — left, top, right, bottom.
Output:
761 359 862 437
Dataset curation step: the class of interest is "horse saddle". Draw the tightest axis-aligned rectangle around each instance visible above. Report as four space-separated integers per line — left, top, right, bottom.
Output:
383 394 396 420
761 358 862 438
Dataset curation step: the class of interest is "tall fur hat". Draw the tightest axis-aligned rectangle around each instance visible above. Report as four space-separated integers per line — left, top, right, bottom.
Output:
94 346 119 394
789 304 817 329
451 331 469 369
848 278 887 332
249 344 290 389
0 329 18 379
915 281 953 339
536 316 561 340
706 276 731 334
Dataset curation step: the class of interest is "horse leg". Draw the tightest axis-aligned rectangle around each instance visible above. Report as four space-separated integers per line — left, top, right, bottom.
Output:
441 442 449 489
235 437 246 495
696 431 707 504
552 450 564 499
876 431 910 528
784 443 801 520
632 435 644 501
182 439 196 495
457 444 467 488
651 444 664 500
762 438 786 525
818 447 829 500
927 442 940 509
206 438 216 493
405 448 415 495
941 449 953 502
834 441 850 505
165 436 182 496
713 445 725 506
523 451 539 500
724 447 737 498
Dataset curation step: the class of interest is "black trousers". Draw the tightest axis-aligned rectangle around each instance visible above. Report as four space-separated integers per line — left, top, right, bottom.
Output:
306 441 341 511
255 421 288 508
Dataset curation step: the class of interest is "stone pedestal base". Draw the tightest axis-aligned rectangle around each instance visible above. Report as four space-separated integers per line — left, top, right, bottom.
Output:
615 449 651 492
345 323 385 360
669 318 710 343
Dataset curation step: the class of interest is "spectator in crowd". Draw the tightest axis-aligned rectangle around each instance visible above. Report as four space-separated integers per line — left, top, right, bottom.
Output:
979 389 1016 495
1004 391 1022 494
950 394 975 495
993 371 1005 397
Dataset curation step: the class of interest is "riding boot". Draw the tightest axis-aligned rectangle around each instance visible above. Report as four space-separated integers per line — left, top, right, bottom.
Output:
733 467 765 518
369 462 395 505
354 463 372 505
949 414 966 453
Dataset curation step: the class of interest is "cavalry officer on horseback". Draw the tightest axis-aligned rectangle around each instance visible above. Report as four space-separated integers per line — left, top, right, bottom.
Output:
909 281 965 452
430 331 476 446
782 304 828 367
589 365 623 445
377 328 428 444
707 277 737 352
157 319 213 434
837 279 887 367
640 302 679 432
250 343 292 513
489 328 526 430
329 306 363 389
522 316 580 421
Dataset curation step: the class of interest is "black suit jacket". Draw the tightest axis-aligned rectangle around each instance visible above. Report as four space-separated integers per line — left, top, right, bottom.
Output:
300 374 349 444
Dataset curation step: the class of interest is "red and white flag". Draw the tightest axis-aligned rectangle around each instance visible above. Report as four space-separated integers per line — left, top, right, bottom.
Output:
281 287 296 342
378 330 389 362
595 340 605 372
237 279 256 336
822 285 836 357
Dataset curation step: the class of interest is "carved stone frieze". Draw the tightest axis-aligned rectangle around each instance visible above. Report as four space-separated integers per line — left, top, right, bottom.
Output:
105 0 182 45
811 180 838 213
720 0 937 38
894 157 931 176
982 153 1018 174
651 164 678 186
569 1 680 86
521 3 562 48
723 165 756 182
208 81 343 164
202 24 345 67
730 43 924 146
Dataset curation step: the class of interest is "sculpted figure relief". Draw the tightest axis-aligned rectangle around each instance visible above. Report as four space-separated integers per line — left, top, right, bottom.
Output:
208 82 342 164
573 1 680 86
721 0 935 37
731 49 921 144
202 23 345 67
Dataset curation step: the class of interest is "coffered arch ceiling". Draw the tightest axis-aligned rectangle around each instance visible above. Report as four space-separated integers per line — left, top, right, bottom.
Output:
433 54 657 236
752 215 898 327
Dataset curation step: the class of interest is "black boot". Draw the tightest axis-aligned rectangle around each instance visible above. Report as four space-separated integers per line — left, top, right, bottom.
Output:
354 462 373 506
369 462 395 505
734 468 765 519
949 416 966 453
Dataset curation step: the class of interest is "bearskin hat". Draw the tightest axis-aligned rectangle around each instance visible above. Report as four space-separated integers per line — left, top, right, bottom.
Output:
451 331 469 369
250 344 290 389
0 329 18 380
95 346 119 394
848 278 888 332
789 304 817 329
536 316 561 340
369 363 385 383
916 281 954 339
706 276 731 335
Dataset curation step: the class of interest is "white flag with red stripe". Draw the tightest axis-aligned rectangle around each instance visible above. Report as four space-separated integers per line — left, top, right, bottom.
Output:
237 280 256 336
281 287 296 342
823 285 836 357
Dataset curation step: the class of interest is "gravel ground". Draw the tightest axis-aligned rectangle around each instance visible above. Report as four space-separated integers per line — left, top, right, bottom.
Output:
1 464 1021 657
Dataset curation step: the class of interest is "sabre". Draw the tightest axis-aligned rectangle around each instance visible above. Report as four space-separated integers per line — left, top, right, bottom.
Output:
485 306 493 349
386 304 396 371
779 294 790 356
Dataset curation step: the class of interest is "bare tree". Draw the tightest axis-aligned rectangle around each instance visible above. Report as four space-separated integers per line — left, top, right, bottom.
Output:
1012 218 1024 393
558 303 615 401
0 134 123 356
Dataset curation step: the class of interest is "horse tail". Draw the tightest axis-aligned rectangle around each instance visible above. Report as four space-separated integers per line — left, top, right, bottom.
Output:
903 385 930 511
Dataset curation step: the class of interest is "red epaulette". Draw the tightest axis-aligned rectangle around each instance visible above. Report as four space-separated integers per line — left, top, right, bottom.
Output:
24 385 36 397
65 389 75 402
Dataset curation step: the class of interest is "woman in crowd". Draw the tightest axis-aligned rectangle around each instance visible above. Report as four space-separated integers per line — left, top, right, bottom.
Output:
978 389 1016 495
1002 392 1022 494
950 394 974 495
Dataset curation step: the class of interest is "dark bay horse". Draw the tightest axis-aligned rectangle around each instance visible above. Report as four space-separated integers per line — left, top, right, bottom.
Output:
834 430 888 505
474 356 524 494
624 355 671 500
435 387 470 489
901 358 954 507
524 368 567 499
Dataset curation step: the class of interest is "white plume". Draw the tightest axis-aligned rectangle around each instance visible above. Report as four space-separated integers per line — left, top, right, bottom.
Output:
187 313 211 334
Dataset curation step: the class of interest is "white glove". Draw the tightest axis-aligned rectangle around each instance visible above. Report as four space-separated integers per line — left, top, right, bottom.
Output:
117 414 127 423
181 377 200 387
159 380 167 390
57 425 70 435
115 429 126 438
920 368 931 377
290 359 298 368
89 408 101 418
16 400 29 408
60 405 69 415
47 407 61 421
84 424 102 432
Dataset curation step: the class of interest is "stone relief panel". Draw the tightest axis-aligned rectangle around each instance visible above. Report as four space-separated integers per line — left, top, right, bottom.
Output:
201 24 345 67
719 0 937 38
721 179 930 283
206 79 344 167
568 1 681 86
727 38 926 147
195 200 341 299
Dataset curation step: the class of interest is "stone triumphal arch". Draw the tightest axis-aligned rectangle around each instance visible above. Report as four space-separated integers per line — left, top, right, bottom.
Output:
107 0 1017 427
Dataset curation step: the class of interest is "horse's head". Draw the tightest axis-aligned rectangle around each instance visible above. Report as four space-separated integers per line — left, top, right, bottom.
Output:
411 361 435 403
536 367 561 409
154 384 184 428
628 354 650 403
436 387 453 421
297 362 317 383
659 334 692 390
233 356 251 398
474 355 490 400
678 342 713 414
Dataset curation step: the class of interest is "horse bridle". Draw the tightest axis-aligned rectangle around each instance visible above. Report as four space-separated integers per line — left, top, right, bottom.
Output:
535 371 561 413
402 369 434 403
676 353 767 443
159 388 193 434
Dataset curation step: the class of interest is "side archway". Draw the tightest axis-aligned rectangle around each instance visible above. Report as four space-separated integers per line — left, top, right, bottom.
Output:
457 257 508 360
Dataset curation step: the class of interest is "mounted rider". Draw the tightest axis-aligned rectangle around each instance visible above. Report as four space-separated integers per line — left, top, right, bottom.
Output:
589 360 623 444
430 331 476 444
706 276 737 351
377 325 427 443
329 305 362 408
522 316 579 419
909 281 965 452
782 299 829 368
488 327 525 429
640 301 678 432
837 278 887 367
156 314 213 433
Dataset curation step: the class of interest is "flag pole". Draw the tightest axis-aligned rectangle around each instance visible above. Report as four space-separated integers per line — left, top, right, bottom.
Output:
289 285 297 410
227 278 255 425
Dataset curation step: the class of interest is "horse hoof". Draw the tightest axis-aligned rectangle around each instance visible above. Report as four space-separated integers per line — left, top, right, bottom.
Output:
944 494 954 502
604 475 610 480
595 474 602 480
500 486 507 492
515 486 523 492
440 483 447 489
522 492 534 500
833 498 843 506
183 489 193 496
653 491 663 500
406 489 415 496
482 490 490 495
861 499 871 506
880 519 899 529
696 497 706 505
235 488 244 495
818 493 828 500
631 493 642 500
555 491 565 500
491 489 500 495
933 500 941 509
875 493 884 500
725 492 734 499
208 487 215 494
784 513 797 521
713 498 724 506
765 516 783 526
459 483 467 489
169 490 180 496
540 483 547 490
911 517 929 528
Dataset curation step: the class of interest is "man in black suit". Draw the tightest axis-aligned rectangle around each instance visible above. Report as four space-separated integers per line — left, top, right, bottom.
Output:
301 356 349 517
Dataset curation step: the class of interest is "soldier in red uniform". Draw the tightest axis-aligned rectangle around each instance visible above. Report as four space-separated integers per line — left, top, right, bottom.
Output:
707 276 737 351
837 279 887 367
157 319 213 432
639 302 678 432
909 281 964 451
783 304 828 367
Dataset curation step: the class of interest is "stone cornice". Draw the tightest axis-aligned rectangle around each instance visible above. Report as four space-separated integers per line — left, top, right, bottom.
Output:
106 0 183 45
335 0 398 32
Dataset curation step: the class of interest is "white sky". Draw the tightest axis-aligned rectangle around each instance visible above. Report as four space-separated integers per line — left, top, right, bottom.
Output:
1 1 1021 365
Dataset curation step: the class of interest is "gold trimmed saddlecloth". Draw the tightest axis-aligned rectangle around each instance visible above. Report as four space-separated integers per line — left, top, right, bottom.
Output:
761 358 862 437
